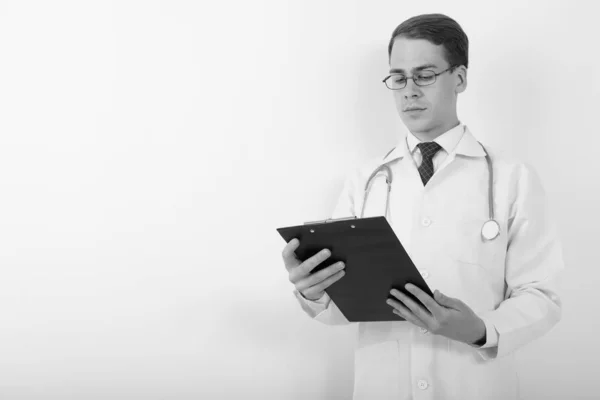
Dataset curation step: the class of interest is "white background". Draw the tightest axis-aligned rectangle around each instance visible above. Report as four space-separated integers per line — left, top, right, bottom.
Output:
0 0 596 399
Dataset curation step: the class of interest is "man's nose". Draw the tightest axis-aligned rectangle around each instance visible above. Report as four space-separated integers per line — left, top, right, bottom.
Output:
403 79 421 99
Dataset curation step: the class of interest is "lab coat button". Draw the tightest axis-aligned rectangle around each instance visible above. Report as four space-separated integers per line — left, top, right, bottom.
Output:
422 218 431 227
419 327 429 334
420 270 429 279
417 379 429 390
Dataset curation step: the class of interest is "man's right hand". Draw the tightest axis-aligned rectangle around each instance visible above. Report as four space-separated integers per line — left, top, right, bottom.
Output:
282 238 346 301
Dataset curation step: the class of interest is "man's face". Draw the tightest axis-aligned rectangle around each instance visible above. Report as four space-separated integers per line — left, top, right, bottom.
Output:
389 37 465 137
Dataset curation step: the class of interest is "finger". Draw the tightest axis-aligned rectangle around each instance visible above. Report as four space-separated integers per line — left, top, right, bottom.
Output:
282 238 302 270
389 289 436 326
434 290 466 311
387 299 428 329
295 261 345 291
300 248 332 275
289 248 333 283
288 248 333 284
405 284 444 319
301 269 346 300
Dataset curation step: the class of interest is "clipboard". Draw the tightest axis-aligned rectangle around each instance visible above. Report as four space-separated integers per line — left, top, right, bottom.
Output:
277 216 434 322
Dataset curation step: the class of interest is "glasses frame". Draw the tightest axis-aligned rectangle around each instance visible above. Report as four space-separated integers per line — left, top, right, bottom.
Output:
382 65 456 90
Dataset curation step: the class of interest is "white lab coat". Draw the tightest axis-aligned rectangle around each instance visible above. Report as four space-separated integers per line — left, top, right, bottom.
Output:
293 125 564 400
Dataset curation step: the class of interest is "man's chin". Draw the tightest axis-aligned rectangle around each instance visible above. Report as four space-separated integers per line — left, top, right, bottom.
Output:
401 118 431 133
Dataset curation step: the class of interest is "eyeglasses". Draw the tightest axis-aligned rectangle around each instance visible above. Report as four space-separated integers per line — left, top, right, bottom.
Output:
382 66 456 90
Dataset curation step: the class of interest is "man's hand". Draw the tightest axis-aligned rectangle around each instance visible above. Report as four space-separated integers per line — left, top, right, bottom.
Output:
282 238 346 301
386 283 486 345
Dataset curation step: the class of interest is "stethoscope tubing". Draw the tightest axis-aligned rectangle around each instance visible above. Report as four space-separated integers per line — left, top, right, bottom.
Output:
360 141 498 240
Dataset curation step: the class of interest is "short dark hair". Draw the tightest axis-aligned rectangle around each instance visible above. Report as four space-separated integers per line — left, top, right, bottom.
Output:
387 13 469 69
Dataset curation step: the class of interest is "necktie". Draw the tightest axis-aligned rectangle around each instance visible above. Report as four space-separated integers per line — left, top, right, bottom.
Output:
416 142 442 186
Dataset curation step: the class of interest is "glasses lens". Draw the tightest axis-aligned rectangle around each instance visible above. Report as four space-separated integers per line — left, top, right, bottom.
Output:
415 71 435 86
387 75 407 89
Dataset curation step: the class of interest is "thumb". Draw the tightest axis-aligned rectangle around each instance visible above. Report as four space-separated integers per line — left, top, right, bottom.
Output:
434 290 463 310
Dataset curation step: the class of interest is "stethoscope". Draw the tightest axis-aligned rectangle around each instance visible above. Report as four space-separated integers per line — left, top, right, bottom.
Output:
360 141 501 241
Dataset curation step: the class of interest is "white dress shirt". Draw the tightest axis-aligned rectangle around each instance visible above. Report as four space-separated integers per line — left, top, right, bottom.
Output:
405 121 464 171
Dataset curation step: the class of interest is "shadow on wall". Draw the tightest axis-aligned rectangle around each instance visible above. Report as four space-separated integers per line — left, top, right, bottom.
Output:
219 291 353 352
354 45 402 159
467 46 549 160
219 292 356 398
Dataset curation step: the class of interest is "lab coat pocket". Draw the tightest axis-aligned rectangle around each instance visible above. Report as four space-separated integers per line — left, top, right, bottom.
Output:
450 216 503 271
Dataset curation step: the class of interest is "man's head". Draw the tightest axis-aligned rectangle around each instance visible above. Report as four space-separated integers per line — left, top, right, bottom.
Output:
386 14 469 139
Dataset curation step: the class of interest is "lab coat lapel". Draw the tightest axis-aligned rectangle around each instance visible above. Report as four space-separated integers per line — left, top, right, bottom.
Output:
382 135 424 190
422 126 487 189
363 136 421 225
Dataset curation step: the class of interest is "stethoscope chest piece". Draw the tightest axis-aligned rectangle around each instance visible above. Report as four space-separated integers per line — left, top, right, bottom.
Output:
481 219 500 241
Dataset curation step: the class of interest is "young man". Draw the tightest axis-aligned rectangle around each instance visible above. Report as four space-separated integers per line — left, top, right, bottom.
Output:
281 13 564 400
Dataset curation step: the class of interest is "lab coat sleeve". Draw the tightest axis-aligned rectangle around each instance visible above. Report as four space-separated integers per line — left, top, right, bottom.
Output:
468 319 499 350
475 163 564 360
293 168 359 326
293 289 350 325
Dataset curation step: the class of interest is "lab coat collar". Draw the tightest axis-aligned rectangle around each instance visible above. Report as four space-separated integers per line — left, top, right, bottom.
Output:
381 124 486 165
454 126 487 158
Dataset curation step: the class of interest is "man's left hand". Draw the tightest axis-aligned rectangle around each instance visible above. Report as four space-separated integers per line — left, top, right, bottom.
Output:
387 284 486 346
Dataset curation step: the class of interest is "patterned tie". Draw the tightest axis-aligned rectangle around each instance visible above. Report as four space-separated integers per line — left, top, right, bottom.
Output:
416 142 442 186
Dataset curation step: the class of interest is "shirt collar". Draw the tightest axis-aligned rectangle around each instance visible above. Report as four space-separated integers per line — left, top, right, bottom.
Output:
406 122 465 155
381 123 486 164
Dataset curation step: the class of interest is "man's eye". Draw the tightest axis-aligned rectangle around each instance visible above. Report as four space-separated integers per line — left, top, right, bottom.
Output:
393 77 407 83
417 74 435 81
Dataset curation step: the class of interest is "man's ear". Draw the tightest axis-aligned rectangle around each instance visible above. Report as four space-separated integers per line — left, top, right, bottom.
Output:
454 65 467 94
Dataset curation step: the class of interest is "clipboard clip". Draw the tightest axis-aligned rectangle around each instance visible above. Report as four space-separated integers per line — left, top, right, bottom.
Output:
303 216 358 225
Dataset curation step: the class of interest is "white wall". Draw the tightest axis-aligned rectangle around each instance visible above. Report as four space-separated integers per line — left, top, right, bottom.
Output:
0 0 595 399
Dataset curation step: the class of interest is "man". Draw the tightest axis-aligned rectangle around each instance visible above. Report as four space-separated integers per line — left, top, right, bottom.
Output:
281 13 564 400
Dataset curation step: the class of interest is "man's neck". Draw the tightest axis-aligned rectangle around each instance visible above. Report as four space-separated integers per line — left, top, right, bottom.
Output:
410 119 460 142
